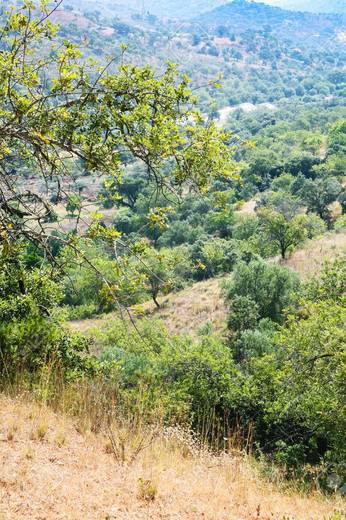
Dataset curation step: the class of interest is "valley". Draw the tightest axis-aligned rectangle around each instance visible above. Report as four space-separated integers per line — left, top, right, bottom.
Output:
0 1 345 518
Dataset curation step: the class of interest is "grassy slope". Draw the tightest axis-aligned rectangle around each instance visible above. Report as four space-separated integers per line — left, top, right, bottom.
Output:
0 395 344 520
71 230 346 337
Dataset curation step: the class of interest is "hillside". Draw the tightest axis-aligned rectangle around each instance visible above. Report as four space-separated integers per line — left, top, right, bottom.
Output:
66 0 228 18
62 0 346 17
197 0 344 44
71 230 346 337
1 2 346 513
1 396 344 520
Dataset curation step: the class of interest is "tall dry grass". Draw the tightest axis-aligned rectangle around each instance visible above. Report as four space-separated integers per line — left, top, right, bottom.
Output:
0 372 345 519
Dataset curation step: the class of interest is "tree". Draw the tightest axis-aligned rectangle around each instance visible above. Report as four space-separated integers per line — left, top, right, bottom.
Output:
66 194 83 217
232 214 259 241
227 295 259 333
305 257 346 304
0 245 90 375
0 2 235 253
299 177 342 229
327 119 346 156
190 237 239 280
258 208 307 259
256 191 302 220
138 247 175 308
224 259 300 323
99 170 147 210
275 300 346 472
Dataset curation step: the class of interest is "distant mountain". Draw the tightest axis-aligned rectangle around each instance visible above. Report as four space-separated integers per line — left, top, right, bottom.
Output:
264 1 346 14
196 0 344 44
72 0 346 18
66 0 228 19
3 1 345 18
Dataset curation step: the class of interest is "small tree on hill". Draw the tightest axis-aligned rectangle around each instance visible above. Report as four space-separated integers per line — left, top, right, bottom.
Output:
224 259 300 324
258 208 307 259
138 247 176 309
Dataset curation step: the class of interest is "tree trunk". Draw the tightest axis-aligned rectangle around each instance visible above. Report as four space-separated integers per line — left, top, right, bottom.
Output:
152 294 160 309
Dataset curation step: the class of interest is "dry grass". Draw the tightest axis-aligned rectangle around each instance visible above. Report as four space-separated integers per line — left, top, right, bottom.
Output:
283 231 346 280
237 197 258 215
71 277 227 337
0 395 344 520
141 277 227 336
46 201 117 234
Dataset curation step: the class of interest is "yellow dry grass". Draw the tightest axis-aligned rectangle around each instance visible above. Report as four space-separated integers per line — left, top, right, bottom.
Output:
142 277 227 336
0 395 344 520
283 231 346 280
71 277 227 337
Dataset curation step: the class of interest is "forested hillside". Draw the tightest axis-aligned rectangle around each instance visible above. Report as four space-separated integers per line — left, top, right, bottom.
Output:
0 1 345 518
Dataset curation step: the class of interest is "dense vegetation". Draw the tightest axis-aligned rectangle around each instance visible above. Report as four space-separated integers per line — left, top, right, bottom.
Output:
0 0 345 496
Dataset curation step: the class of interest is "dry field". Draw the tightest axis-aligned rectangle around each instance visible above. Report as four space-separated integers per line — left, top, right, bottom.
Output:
0 396 344 520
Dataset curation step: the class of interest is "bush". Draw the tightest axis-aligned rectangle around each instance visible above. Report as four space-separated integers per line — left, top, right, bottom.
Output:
0 247 93 377
234 319 276 361
98 319 241 439
227 295 259 333
274 300 346 472
190 238 239 280
157 221 203 247
298 213 327 239
334 214 346 231
65 303 99 320
224 259 300 324
232 215 259 241
61 241 146 312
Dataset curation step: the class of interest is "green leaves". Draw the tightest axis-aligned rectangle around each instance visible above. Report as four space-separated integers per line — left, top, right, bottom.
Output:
275 299 346 464
258 207 307 259
224 259 300 324
0 2 238 249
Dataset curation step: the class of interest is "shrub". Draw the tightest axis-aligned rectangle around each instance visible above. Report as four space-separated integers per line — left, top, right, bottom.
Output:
0 247 93 377
98 319 241 439
224 259 300 324
274 300 346 472
234 319 276 361
227 295 259 333
334 214 346 231
190 238 239 280
232 214 259 241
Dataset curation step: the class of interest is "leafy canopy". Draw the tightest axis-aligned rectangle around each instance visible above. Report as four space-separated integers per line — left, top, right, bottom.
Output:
0 1 237 250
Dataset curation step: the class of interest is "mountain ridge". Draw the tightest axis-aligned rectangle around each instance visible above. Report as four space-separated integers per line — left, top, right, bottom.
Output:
195 0 344 44
56 0 346 18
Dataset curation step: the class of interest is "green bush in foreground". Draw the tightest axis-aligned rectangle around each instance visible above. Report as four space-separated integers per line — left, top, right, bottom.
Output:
0 247 93 377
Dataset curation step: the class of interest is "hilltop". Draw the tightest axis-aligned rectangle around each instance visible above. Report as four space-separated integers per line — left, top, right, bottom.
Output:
197 0 344 44
64 0 228 19
62 0 346 18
